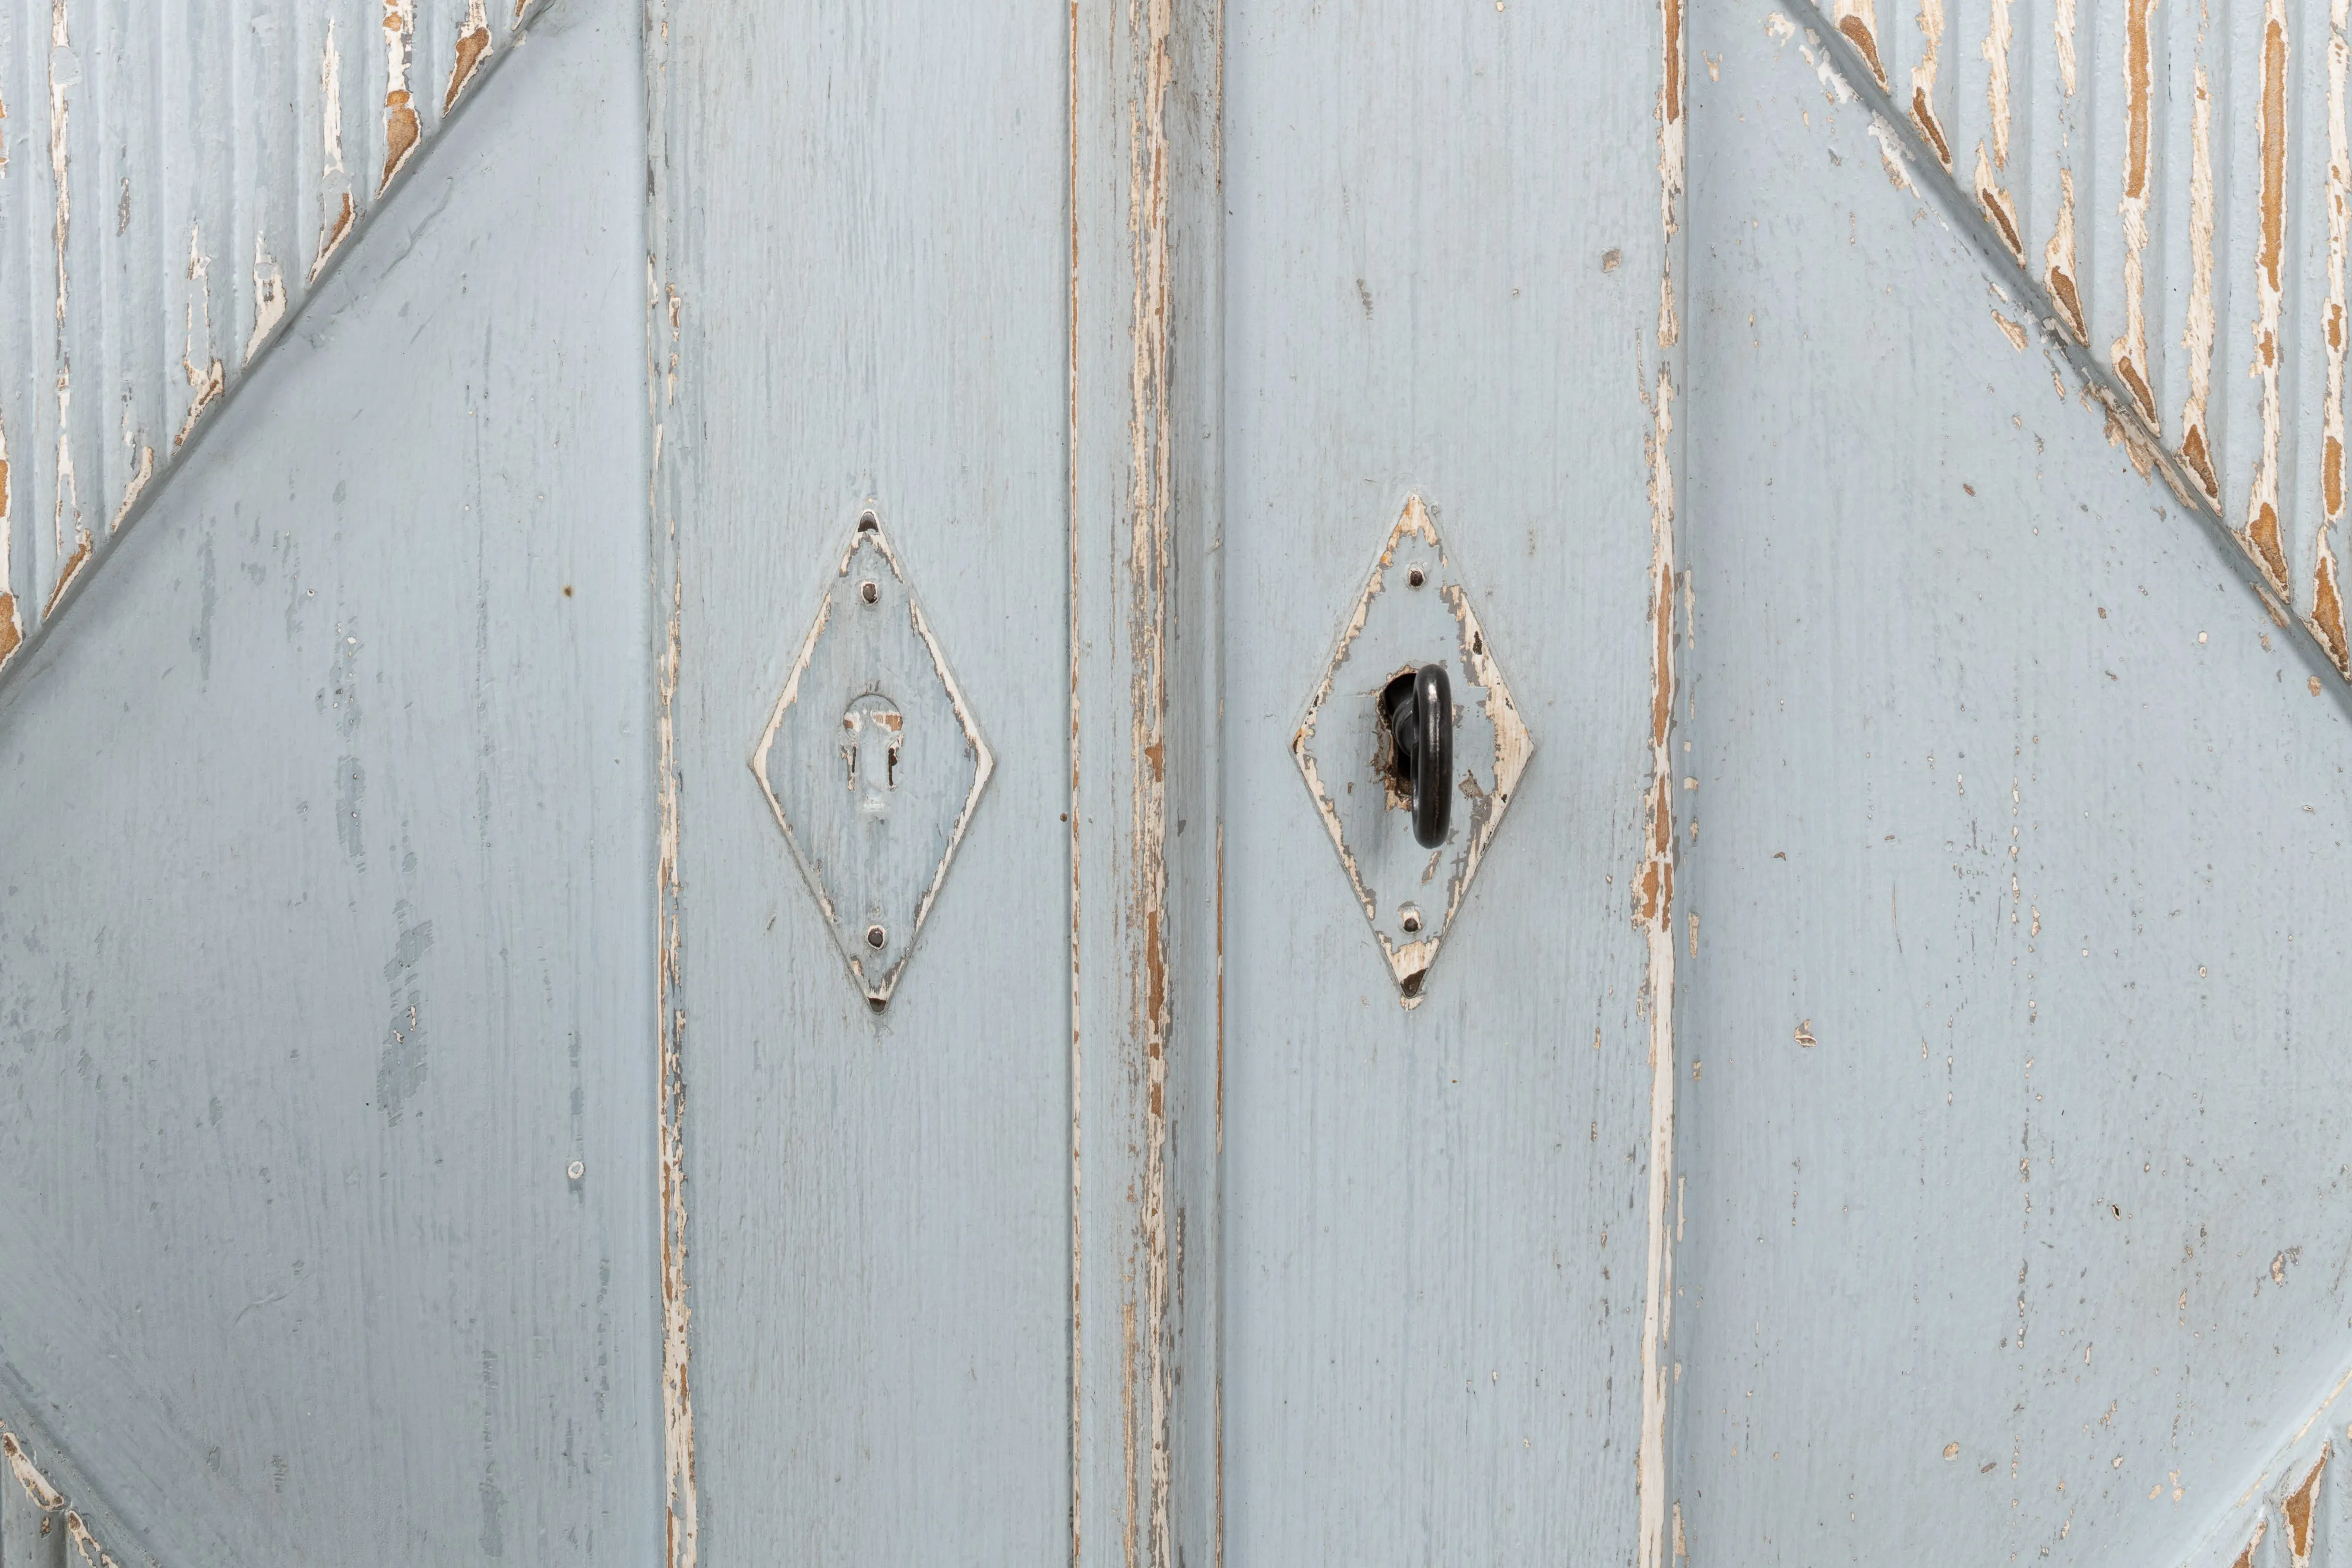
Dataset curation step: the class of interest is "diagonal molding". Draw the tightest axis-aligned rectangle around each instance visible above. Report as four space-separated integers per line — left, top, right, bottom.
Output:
0 0 559 685
1782 0 2352 703
0 1360 154 1568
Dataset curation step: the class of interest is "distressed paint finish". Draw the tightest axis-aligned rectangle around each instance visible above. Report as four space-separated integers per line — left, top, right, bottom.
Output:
1680 8 2352 1562
1799 0 2352 677
1220 1 1665 1560
0 3 658 1564
1068 0 1223 1560
0 0 552 680
644 1 1074 1562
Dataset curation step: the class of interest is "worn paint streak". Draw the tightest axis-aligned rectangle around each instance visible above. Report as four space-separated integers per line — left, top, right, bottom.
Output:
2181 65 2220 497
650 267 696 1568
49 0 70 325
314 21 354 280
1 1430 65 1513
2111 0 2157 419
64 1512 117 1568
179 223 223 449
1121 0 1177 1556
1833 0 1886 84
380 0 419 193
2319 31 2352 669
445 0 492 113
1637 0 1684 1560
2053 0 2078 95
246 232 286 365
2285 1447 2326 1563
1975 0 2019 254
2046 168 2086 343
1984 0 2012 166
109 444 151 532
0 411 15 666
2248 2 2291 590
1910 0 1950 167
1066 0 1085 1557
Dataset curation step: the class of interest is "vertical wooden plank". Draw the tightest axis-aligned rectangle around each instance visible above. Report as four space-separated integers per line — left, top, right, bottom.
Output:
1068 0 1222 1563
1218 2 1664 1560
645 2 1074 1563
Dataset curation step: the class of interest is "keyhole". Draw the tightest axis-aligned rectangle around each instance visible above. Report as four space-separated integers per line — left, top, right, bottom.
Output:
842 695 905 814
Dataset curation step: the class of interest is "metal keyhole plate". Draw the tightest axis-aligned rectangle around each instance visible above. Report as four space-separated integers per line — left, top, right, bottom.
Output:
751 511 992 1006
1290 494 1533 1004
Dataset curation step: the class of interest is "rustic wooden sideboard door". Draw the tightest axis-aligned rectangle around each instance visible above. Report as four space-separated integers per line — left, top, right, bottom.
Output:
13 1 2352 1565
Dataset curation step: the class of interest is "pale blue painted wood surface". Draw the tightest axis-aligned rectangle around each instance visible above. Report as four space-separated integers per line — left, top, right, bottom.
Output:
0 2 658 1562
1675 6 2352 1562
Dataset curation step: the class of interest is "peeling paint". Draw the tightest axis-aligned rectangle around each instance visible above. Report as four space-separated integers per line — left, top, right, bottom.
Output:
1 1429 64 1513
445 0 492 113
651 259 696 1568
0 410 15 666
2182 65 2220 498
2319 30 2352 670
246 231 286 365
1983 0 2012 167
1637 0 1684 1559
1833 0 1886 84
314 20 355 280
110 443 150 532
379 0 419 193
2110 0 2157 420
1910 0 1950 168
2247 1 2291 592
2046 167 2086 343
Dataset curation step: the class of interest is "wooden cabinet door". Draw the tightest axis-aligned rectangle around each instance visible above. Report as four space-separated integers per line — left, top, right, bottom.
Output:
10 2 2352 1566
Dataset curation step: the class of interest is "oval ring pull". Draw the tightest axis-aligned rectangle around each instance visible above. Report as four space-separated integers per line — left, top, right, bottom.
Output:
1384 663 1453 849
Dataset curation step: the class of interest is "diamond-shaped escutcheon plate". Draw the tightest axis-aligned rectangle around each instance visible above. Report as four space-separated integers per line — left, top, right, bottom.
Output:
1291 495 1534 1006
751 513 992 1007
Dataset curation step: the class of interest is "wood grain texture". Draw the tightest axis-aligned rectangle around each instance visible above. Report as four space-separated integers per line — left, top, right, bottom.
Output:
0 2 657 1561
0 0 554 678
1068 0 1222 1561
1218 2 1665 1560
644 2 1075 1562
1677 6 2352 1561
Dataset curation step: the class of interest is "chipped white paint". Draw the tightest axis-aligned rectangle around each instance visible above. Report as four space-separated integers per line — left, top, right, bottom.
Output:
2111 0 2158 420
2247 0 2292 591
2318 25 2351 669
1832 0 1885 83
1983 0 2013 167
379 0 419 192
1910 0 1950 167
2046 166 2084 341
315 20 355 280
1637 3 1686 1561
2180 1358 2352 1567
1 1430 64 1514
246 234 286 365
0 0 554 656
109 445 151 533
445 0 493 112
2183 64 2220 498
